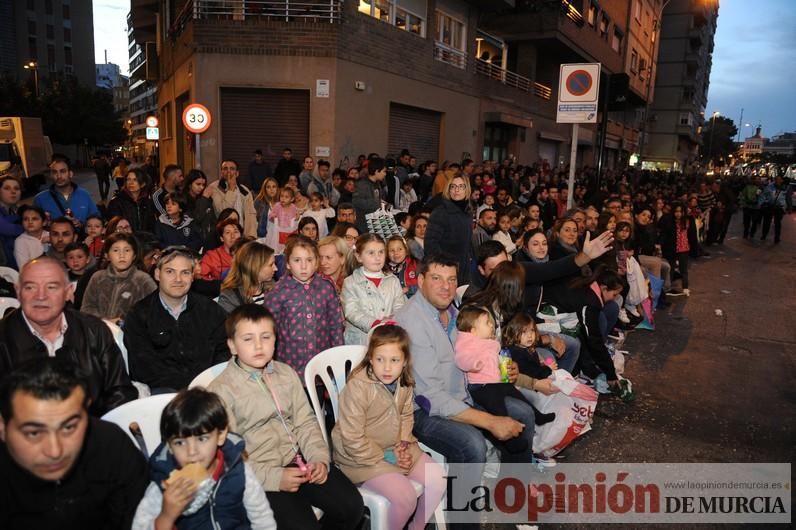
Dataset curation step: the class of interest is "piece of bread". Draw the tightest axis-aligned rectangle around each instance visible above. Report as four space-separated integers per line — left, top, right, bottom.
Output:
165 462 209 486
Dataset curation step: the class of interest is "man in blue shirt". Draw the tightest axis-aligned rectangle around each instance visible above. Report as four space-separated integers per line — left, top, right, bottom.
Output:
33 155 99 229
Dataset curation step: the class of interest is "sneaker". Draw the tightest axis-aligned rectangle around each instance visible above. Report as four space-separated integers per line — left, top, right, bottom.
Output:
683 288 690 297
611 380 635 403
617 309 630 324
667 289 686 297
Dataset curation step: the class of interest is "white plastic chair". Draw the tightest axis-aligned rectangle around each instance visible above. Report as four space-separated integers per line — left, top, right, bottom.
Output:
304 345 445 530
456 284 469 303
103 320 150 398
0 266 18 285
0 297 20 318
188 362 229 388
101 393 177 458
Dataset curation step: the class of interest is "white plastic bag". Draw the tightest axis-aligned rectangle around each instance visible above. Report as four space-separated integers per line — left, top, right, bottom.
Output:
526 370 598 457
625 255 649 307
263 217 297 255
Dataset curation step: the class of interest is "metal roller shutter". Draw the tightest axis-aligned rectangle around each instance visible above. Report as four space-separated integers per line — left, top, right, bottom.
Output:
220 87 310 178
388 103 441 163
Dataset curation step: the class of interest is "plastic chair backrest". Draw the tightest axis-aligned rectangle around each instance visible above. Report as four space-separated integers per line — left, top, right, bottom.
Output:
0 266 18 285
0 297 20 319
188 361 229 389
103 320 128 372
456 284 469 303
303 345 366 445
101 393 177 458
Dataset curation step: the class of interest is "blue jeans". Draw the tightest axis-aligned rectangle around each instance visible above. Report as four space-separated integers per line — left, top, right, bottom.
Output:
600 300 621 337
536 332 581 374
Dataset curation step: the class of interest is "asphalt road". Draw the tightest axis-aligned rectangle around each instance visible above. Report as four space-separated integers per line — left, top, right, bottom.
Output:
67 171 796 528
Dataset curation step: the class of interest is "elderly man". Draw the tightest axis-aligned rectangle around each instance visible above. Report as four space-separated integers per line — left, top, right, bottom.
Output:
0 257 135 416
33 156 99 228
124 246 230 391
0 358 148 529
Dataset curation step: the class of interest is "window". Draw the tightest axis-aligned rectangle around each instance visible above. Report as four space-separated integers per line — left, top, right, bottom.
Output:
64 27 71 42
679 113 692 126
682 88 694 103
28 37 38 60
46 24 53 40
63 4 70 19
28 20 37 35
612 28 623 52
630 48 638 73
359 0 426 36
599 15 609 40
587 4 597 26
434 10 466 68
634 0 642 21
639 57 647 80
47 44 55 72
64 46 72 65
45 0 52 15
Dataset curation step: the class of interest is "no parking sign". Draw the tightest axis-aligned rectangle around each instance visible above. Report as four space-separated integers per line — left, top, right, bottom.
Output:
557 63 601 123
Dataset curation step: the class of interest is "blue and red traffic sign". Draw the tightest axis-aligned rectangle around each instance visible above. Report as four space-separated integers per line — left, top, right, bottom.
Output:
566 69 593 97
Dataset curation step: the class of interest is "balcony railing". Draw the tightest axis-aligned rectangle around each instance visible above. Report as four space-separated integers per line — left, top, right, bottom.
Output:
192 0 342 22
433 41 467 70
474 57 552 100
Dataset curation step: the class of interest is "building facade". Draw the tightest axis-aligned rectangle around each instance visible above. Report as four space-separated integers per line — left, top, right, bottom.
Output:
1 0 95 88
128 4 159 162
96 62 130 115
642 0 719 172
132 0 666 179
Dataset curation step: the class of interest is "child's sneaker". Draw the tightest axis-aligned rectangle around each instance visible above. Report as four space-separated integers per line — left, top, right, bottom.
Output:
533 455 557 469
617 309 630 323
594 373 611 394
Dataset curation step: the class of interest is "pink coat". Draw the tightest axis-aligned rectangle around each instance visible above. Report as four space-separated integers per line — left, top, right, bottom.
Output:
453 332 502 385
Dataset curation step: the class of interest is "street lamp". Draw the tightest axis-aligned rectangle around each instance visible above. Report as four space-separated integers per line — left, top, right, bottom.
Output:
707 111 720 165
23 61 39 98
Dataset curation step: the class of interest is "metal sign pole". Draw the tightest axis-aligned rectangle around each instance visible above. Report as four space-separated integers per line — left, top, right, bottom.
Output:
196 133 201 169
567 123 578 210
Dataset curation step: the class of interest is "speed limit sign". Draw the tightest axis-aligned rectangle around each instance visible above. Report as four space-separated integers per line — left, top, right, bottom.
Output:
182 103 212 134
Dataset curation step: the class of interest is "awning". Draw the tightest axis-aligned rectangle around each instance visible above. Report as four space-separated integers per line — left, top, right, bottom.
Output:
538 131 568 142
484 112 532 129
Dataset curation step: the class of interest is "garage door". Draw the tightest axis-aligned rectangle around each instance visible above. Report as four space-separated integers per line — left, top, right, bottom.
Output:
538 140 558 167
388 103 441 163
220 87 310 178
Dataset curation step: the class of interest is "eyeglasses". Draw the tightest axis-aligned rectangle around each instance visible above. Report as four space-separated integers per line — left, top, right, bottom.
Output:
449 184 467 191
344 234 358 241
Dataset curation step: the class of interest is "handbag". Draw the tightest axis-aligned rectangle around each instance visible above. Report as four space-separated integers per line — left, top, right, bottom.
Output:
365 203 402 240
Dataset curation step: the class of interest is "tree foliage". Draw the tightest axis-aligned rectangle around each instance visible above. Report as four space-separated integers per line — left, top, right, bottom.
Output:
700 116 738 166
0 74 126 146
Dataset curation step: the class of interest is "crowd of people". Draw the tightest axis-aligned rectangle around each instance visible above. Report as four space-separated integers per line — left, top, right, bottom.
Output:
0 147 790 529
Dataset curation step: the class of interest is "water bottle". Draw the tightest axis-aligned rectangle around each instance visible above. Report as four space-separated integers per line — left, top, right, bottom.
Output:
498 348 512 383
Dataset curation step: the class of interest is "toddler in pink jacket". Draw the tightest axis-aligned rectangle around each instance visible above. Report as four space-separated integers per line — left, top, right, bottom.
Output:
454 306 554 454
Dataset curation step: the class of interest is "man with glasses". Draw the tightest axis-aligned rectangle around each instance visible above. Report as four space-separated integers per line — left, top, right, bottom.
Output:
34 155 99 229
123 247 230 392
206 159 257 238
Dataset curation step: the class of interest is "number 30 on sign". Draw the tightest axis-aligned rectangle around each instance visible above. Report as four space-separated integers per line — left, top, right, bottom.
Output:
182 103 212 134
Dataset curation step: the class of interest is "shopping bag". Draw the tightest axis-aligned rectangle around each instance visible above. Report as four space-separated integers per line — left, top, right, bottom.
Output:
536 304 581 337
262 217 297 255
365 204 402 240
625 256 649 306
526 369 598 457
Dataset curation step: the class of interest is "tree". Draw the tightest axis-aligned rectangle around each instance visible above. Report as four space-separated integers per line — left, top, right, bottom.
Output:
0 74 39 117
700 116 738 167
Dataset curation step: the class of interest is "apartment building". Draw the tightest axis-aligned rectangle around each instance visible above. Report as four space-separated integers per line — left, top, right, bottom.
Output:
1 0 95 88
130 0 665 177
642 0 719 171
128 4 159 161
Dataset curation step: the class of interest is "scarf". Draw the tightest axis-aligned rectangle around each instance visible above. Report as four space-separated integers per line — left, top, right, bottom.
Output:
531 254 549 263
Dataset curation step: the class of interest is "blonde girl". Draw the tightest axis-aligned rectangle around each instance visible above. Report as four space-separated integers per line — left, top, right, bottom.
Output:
341 234 406 345
333 324 446 530
218 241 278 312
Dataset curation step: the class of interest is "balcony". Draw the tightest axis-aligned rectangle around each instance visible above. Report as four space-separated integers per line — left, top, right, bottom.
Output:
192 0 342 22
475 58 552 100
433 42 467 70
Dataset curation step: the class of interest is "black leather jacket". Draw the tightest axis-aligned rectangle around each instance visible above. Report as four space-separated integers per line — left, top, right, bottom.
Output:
0 307 136 416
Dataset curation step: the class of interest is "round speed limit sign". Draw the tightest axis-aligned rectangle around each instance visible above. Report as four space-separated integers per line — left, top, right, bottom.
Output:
182 103 212 134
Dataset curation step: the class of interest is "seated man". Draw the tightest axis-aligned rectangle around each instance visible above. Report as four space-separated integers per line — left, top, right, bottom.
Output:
0 358 149 529
0 257 135 416
396 254 533 529
125 246 230 390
